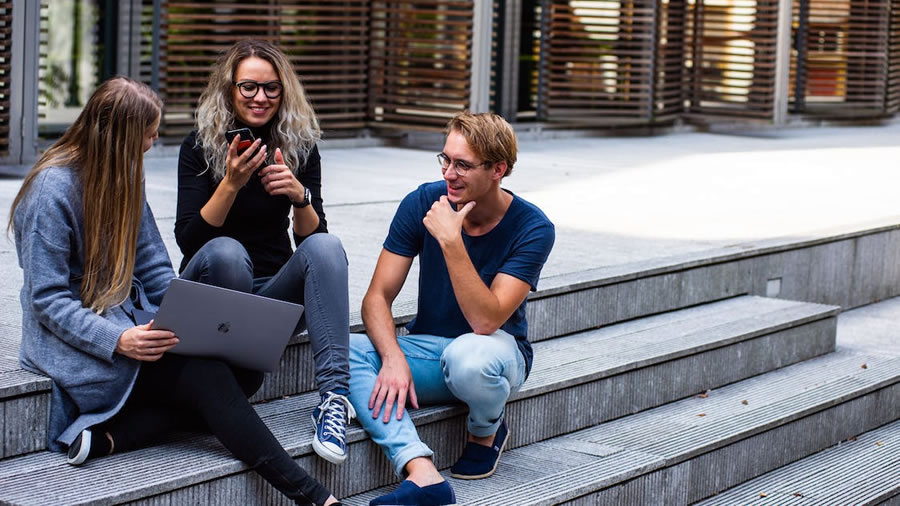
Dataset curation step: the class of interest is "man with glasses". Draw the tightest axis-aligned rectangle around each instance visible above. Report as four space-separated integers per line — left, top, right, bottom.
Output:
348 112 555 505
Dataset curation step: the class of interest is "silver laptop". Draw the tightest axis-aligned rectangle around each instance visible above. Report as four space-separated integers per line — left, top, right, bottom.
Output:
147 278 304 372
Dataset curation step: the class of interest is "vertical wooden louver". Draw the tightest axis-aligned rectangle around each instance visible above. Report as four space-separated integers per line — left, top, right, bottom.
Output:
685 0 779 120
844 0 889 109
889 0 900 112
368 1 474 129
655 0 688 119
148 1 369 139
792 0 891 114
541 0 658 124
0 1 11 157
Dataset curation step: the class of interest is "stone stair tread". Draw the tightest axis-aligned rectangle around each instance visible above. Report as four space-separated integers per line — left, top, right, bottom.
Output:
695 419 900 505
0 293 835 404
0 295 836 421
522 297 837 396
344 351 900 505
0 365 49 398
0 296 839 504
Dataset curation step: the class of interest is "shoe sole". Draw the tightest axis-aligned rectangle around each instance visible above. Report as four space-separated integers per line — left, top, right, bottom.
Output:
67 430 91 466
310 414 347 465
449 429 509 480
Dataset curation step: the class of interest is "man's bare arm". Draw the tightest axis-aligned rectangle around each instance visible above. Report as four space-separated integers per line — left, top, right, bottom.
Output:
361 249 418 422
441 239 532 334
424 197 532 334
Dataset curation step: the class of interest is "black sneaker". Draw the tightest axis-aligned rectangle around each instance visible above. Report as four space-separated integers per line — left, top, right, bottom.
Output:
67 429 92 466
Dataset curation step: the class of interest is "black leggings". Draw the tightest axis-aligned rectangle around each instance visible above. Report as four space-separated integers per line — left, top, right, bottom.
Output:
98 354 330 506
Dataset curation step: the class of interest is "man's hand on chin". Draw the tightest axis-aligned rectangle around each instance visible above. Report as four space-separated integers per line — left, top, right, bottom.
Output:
423 196 475 246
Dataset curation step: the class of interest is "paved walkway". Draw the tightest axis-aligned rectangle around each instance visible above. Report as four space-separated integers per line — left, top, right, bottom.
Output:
2 122 899 353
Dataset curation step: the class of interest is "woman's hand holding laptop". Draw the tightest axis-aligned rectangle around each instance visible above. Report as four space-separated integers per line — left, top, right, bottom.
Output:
115 322 179 362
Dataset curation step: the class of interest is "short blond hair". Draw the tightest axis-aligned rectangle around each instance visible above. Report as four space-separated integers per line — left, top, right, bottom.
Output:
445 112 517 177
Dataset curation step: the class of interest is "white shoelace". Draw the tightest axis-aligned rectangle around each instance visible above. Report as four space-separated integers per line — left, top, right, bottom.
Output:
318 392 357 444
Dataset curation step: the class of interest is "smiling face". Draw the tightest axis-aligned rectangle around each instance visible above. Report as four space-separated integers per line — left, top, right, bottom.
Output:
232 56 282 127
441 130 501 206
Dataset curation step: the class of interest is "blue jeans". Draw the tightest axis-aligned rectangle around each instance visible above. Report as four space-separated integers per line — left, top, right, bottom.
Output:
181 235 350 394
348 330 526 476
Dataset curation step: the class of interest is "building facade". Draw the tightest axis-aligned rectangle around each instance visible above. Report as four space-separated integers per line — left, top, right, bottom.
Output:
1 0 898 170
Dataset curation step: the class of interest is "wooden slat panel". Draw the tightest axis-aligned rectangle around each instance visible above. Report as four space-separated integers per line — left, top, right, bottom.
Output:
542 0 658 123
0 1 10 157
655 0 687 118
143 0 370 138
685 0 778 120
790 0 891 115
887 0 900 112
368 1 473 129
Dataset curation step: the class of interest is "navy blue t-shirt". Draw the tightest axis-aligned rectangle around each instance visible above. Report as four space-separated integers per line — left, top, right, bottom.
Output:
383 181 555 376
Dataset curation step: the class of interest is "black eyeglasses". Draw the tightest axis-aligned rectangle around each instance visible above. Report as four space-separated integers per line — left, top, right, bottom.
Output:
234 80 284 99
437 153 490 177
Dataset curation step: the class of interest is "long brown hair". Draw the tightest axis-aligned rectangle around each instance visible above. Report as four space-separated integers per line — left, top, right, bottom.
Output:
9 76 162 313
195 39 320 180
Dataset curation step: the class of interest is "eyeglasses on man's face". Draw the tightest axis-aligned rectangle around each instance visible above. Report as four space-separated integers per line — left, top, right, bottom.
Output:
437 153 490 177
234 80 284 99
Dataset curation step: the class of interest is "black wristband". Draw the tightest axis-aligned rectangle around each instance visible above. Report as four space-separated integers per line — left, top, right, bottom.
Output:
291 186 312 208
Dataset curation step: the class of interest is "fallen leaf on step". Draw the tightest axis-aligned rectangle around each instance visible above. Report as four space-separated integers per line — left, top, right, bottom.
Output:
697 393 708 398
861 363 868 369
741 400 749 405
848 436 858 441
697 413 706 417
876 441 883 446
793 492 804 497
759 492 767 498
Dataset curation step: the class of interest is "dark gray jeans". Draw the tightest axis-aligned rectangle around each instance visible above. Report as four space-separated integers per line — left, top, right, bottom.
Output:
181 234 351 395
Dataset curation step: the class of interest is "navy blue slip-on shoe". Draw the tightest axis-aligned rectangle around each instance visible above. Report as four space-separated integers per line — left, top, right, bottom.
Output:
449 419 509 480
369 480 456 506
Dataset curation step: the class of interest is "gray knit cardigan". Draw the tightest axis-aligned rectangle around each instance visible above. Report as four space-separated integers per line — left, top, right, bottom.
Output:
13 166 175 451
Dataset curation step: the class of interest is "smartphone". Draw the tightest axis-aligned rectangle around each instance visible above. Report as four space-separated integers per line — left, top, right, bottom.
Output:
225 128 254 152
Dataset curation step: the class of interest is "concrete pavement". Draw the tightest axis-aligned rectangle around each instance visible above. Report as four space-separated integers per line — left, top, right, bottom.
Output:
2 122 899 351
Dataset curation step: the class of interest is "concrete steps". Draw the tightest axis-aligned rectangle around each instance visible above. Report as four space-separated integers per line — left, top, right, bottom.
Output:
4 217 899 461
345 350 900 505
0 295 837 504
695 419 900 505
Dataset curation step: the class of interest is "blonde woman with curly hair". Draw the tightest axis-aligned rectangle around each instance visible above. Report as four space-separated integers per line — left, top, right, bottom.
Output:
11 76 340 505
175 40 354 467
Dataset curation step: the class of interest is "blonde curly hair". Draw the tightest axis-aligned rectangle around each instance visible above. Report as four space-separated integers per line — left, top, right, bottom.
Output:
194 39 320 180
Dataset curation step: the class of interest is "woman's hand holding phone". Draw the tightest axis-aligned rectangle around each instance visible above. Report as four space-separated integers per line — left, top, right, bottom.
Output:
223 133 267 191
116 321 179 362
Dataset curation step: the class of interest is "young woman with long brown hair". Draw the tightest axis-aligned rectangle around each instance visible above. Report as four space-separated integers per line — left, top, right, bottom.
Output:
11 76 340 506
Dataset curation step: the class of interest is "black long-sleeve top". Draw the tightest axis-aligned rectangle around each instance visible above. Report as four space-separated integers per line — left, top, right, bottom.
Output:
174 127 328 278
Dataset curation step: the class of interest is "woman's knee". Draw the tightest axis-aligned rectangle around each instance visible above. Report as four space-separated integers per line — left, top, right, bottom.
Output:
297 233 347 271
187 237 253 291
231 366 265 398
177 357 239 394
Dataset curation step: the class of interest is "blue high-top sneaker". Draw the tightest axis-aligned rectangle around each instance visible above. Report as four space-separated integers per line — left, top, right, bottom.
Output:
311 391 356 464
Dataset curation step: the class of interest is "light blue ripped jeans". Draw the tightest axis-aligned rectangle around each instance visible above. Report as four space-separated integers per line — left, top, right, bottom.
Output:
348 330 526 477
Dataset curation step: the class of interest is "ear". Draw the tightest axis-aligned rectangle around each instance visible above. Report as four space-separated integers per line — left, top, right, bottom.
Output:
491 161 507 180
